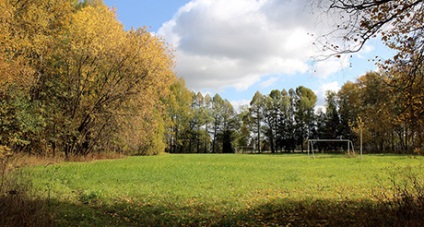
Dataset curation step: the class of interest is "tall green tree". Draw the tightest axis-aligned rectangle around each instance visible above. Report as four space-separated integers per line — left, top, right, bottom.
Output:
337 81 361 142
211 94 224 153
262 90 282 153
277 89 296 152
165 78 192 153
202 94 213 153
294 86 317 152
250 91 265 153
221 100 237 153
191 92 207 153
235 105 252 151
324 91 341 139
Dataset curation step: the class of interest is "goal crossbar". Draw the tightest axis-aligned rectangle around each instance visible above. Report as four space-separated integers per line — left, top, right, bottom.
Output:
307 139 361 158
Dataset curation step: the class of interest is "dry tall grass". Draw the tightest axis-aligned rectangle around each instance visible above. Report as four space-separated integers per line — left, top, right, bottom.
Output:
0 147 51 226
0 148 126 226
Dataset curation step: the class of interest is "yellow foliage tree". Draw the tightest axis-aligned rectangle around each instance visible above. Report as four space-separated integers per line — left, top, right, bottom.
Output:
0 0 177 156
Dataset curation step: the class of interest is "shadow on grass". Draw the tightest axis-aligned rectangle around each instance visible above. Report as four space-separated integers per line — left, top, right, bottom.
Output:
35 196 424 226
0 194 52 226
230 198 424 226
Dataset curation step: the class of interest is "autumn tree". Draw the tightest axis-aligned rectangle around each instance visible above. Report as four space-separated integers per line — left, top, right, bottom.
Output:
1 0 176 156
386 47 424 150
0 0 75 153
319 0 423 54
58 3 175 156
320 0 424 151
337 72 408 153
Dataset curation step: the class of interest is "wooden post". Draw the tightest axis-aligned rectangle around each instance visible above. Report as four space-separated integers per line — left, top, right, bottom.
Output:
360 127 363 159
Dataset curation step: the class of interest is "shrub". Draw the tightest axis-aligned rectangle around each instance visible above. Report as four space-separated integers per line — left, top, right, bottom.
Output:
0 152 51 226
375 164 424 225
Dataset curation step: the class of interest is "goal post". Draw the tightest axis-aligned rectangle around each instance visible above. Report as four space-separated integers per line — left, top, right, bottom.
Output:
307 139 362 158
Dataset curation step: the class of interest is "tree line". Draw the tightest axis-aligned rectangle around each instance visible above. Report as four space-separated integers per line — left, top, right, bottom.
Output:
165 70 423 154
1 0 423 156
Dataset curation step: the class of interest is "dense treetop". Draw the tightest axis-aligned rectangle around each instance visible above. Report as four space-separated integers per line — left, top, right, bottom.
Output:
0 0 176 156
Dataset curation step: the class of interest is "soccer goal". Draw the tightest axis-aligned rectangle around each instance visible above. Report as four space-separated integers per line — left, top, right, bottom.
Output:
307 139 361 158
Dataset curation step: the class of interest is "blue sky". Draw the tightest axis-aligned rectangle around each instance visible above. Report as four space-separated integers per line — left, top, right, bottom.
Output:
104 0 392 109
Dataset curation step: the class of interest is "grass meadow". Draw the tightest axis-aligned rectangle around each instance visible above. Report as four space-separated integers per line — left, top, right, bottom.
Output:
9 154 424 226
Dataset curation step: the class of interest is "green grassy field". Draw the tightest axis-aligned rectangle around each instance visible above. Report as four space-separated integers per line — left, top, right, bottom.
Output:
23 154 424 226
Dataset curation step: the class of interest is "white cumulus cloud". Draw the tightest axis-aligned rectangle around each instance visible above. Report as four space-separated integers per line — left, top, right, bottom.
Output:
158 0 347 91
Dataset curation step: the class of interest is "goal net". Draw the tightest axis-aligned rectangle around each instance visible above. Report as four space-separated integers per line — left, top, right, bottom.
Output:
307 139 359 157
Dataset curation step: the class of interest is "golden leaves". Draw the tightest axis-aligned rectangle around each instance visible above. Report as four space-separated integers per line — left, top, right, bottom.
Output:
0 0 177 155
70 4 125 60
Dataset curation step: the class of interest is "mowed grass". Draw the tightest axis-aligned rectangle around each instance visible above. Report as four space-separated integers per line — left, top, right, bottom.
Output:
24 154 424 226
